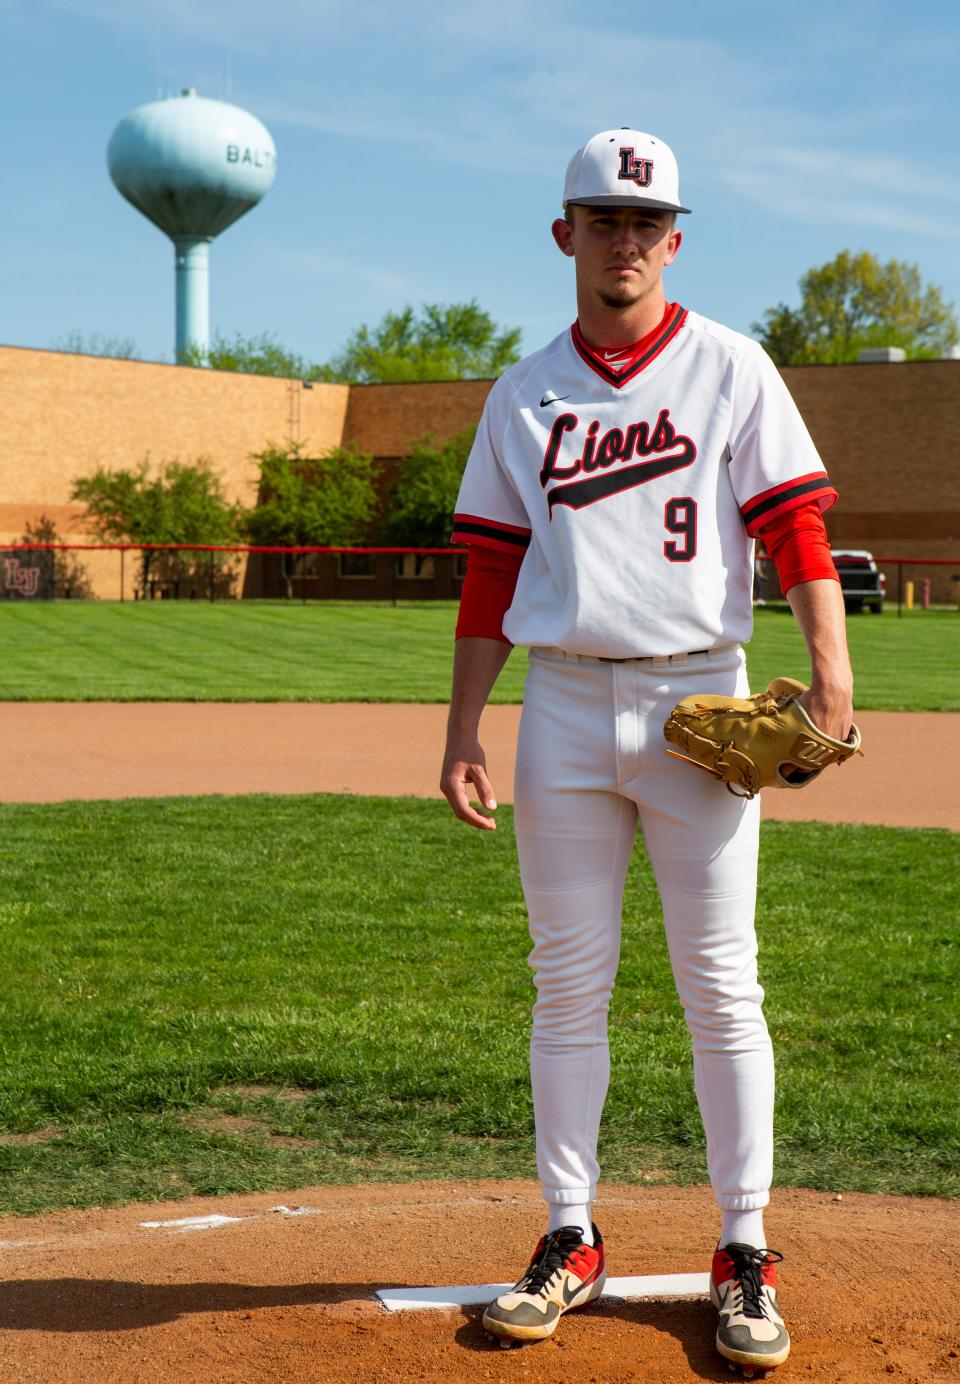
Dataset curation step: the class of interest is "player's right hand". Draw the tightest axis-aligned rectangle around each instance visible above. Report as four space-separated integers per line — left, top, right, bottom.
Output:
440 738 498 831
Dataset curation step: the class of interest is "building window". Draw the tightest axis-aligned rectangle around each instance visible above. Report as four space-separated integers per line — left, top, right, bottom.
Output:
338 552 376 579
395 553 435 580
454 553 467 579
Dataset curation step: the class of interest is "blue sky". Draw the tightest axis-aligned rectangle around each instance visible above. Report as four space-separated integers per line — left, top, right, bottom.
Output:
4 0 959 367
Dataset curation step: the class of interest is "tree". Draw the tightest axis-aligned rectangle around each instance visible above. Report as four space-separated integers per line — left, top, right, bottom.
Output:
378 427 476 556
54 330 140 360
315 301 522 383
18 515 94 600
71 458 244 597
179 331 312 377
753 251 959 365
174 302 521 382
245 442 380 598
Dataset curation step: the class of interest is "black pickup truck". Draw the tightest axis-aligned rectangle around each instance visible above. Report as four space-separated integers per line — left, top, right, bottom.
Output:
830 549 886 613
754 547 886 612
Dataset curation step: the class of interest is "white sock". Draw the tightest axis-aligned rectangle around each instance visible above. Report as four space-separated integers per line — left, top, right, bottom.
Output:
547 1203 593 1245
720 1209 766 1250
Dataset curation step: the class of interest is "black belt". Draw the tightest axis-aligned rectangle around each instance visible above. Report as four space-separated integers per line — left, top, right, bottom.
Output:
597 648 711 663
534 645 735 666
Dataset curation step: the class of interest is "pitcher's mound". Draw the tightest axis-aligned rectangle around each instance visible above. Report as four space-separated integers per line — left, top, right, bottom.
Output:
0 1179 956 1382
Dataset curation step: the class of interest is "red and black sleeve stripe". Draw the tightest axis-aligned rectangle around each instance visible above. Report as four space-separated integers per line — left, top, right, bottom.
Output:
450 512 531 554
740 472 838 537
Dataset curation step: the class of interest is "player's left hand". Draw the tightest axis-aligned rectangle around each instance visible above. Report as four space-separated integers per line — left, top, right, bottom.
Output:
798 681 854 744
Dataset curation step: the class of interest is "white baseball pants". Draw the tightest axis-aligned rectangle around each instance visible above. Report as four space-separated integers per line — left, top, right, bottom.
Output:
513 644 773 1213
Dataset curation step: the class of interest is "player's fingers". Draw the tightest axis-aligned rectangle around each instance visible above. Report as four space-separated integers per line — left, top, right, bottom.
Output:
450 783 497 829
440 762 497 830
468 763 498 813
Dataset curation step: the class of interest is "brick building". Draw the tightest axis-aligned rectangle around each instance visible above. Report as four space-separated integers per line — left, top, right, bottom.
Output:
0 344 956 600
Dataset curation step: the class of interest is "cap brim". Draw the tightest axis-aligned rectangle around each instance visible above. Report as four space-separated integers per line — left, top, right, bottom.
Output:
564 195 691 214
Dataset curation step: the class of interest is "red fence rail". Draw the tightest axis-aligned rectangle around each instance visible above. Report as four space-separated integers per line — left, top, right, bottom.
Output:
870 556 960 617
2 543 463 554
1 543 467 604
3 544 957 612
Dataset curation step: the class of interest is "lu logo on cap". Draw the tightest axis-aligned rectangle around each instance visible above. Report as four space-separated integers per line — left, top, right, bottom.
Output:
618 148 653 188
563 128 691 214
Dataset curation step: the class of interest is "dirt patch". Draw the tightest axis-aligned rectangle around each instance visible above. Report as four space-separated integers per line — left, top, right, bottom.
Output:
0 1179 955 1382
184 1110 316 1151
222 1085 313 1104
183 1112 265 1140
264 1133 315 1150
0 1126 61 1147
1 702 957 830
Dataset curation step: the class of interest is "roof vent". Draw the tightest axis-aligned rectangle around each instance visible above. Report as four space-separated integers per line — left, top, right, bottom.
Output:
857 347 906 364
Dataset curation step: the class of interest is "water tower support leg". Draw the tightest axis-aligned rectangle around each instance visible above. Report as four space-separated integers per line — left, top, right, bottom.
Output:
174 237 211 362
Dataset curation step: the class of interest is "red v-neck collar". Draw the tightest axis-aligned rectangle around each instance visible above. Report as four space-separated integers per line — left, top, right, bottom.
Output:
570 302 688 388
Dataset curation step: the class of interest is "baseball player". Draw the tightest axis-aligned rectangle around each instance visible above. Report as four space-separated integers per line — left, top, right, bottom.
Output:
440 128 853 1375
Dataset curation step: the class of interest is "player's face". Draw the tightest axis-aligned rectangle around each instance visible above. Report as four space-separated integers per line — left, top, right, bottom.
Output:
552 207 681 311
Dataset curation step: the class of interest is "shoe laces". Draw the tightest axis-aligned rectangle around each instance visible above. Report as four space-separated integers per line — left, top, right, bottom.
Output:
724 1245 784 1320
517 1227 586 1296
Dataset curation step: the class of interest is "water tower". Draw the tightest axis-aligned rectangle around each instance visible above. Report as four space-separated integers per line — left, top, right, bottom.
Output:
107 89 276 361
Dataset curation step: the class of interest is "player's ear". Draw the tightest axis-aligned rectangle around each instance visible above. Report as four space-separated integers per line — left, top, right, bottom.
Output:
663 228 682 266
552 217 575 257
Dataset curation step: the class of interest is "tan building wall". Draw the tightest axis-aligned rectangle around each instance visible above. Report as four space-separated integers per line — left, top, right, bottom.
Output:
0 346 349 599
1 347 957 600
783 361 960 600
784 360 960 550
341 379 493 456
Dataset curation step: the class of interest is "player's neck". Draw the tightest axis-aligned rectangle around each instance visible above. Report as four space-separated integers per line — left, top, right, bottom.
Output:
576 289 668 350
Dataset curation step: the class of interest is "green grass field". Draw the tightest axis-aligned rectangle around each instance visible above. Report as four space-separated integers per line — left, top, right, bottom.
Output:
0 601 957 708
0 794 955 1215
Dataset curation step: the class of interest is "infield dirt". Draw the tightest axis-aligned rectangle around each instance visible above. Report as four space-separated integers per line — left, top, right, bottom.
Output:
2 702 957 829
0 1179 956 1383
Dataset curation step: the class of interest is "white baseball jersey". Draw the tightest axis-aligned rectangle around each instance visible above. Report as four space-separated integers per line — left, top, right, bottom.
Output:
452 307 837 658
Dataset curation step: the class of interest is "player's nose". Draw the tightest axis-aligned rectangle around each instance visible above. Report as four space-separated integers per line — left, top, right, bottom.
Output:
610 223 642 256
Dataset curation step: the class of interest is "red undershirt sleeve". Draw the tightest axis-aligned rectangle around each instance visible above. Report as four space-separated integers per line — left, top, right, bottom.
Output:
455 545 524 643
757 500 839 595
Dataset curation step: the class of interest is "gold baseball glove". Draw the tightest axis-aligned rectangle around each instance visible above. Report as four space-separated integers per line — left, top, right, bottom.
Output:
663 676 862 799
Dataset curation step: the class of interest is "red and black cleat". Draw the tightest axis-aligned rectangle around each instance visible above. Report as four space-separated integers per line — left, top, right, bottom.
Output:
482 1223 605 1344
710 1242 791 1377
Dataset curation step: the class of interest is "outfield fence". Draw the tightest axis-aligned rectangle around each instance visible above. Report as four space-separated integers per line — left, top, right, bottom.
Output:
0 543 467 605
874 557 960 616
2 543 958 611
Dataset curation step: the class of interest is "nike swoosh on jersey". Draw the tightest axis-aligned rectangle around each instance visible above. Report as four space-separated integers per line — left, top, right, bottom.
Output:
547 450 695 514
539 392 571 406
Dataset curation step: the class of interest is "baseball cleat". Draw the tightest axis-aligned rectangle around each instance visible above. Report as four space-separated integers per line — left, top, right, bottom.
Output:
710 1242 790 1373
481 1223 605 1343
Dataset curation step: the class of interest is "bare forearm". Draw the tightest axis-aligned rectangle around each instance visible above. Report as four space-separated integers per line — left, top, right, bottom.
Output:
786 579 851 687
440 637 513 830
786 578 854 739
447 636 513 737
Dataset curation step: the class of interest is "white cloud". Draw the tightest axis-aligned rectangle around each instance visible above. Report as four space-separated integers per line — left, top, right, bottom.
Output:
51 0 350 47
279 246 423 300
721 146 960 238
45 0 960 245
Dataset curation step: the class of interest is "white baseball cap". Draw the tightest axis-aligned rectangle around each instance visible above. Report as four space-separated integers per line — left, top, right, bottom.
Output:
563 128 691 214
